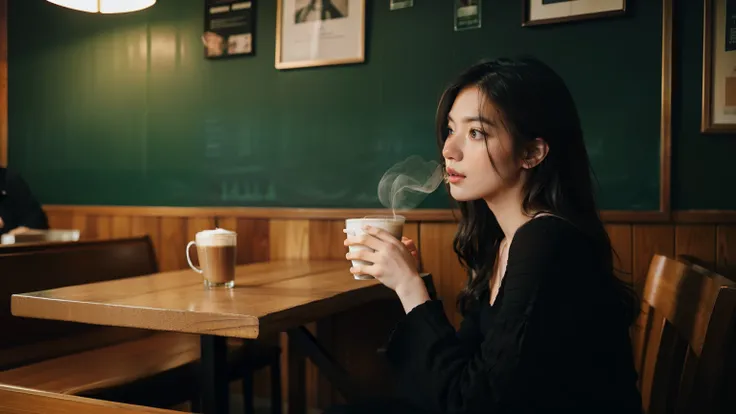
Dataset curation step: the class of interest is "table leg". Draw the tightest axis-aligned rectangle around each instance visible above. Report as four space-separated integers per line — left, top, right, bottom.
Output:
287 333 307 414
201 335 229 414
287 326 360 404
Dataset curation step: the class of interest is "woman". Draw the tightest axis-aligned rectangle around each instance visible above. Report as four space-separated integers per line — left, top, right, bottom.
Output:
337 57 643 413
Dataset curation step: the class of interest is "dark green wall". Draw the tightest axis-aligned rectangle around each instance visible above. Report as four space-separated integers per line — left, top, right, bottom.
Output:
8 0 668 210
673 0 736 210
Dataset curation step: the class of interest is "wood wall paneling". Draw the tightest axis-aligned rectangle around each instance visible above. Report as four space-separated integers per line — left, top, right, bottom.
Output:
633 225 675 292
269 220 310 260
111 216 132 239
717 225 736 277
605 224 633 285
674 225 716 268
71 213 89 239
308 220 348 261
159 217 188 272
216 217 271 265
94 216 112 240
47 211 72 231
130 216 161 269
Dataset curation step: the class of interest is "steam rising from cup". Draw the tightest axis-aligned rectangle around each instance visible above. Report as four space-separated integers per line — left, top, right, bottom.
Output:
377 156 445 216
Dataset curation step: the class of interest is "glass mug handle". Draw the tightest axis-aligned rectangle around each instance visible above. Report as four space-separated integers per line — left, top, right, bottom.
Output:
186 241 203 274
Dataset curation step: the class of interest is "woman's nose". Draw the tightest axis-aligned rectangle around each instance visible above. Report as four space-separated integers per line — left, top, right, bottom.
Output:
442 137 462 162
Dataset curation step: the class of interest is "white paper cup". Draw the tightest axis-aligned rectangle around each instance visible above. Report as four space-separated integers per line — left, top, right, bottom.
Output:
344 215 405 280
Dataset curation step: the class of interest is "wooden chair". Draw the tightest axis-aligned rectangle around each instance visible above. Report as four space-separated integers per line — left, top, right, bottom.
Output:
0 236 282 413
0 383 183 414
633 254 736 414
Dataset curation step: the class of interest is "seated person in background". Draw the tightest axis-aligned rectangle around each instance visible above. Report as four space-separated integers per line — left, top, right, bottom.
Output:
0 166 49 235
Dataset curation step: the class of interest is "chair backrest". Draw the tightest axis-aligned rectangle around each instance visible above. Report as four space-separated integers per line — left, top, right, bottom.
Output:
0 236 158 370
633 254 736 414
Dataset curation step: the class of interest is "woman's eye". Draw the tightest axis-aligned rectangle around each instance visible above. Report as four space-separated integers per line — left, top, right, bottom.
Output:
447 127 454 136
469 129 486 140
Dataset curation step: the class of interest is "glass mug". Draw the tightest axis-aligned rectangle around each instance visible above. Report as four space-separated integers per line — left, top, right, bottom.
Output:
186 228 237 288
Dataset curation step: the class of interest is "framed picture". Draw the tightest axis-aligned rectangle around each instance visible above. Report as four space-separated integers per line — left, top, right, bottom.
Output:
390 0 413 11
454 0 481 31
702 0 736 133
275 0 365 70
522 0 626 27
203 0 256 59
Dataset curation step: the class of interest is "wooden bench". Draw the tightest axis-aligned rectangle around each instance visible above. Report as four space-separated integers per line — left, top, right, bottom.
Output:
0 236 255 409
0 383 184 414
633 254 736 414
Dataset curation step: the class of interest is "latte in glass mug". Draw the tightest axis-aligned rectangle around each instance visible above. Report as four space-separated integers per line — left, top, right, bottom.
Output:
186 228 237 288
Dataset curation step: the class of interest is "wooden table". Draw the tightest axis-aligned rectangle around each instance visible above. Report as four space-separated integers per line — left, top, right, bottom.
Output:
11 260 426 414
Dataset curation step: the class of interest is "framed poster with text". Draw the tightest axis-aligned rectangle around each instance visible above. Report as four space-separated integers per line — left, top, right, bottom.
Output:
522 0 626 26
275 0 365 69
702 0 736 133
203 0 255 59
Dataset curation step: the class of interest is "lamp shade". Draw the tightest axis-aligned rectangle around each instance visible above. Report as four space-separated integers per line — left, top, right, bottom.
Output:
47 0 156 14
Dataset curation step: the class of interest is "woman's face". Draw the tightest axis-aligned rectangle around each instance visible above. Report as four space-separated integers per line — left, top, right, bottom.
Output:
442 86 524 203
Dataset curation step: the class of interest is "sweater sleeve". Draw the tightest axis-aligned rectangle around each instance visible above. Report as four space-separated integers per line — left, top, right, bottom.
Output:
455 305 483 356
384 218 586 414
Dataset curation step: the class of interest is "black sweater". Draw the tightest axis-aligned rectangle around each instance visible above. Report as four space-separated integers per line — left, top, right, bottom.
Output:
384 216 643 414
0 167 49 235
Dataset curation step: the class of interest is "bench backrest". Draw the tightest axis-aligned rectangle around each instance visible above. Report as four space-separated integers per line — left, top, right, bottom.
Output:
0 236 158 370
0 383 181 413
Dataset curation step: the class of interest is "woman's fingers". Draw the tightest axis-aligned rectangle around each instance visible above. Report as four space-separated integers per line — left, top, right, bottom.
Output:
349 263 374 277
402 237 417 252
343 231 382 251
345 247 377 263
362 225 403 246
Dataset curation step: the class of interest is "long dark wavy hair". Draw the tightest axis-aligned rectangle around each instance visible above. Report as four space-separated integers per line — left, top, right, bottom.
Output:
436 57 637 326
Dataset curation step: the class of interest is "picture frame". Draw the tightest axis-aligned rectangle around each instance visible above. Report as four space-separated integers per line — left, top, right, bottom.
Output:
522 0 626 27
701 0 736 133
275 0 365 70
389 0 413 11
454 0 481 31
203 0 256 59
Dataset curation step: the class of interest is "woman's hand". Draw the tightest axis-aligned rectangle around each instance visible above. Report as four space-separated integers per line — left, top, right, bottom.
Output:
402 236 420 269
8 226 30 235
344 225 429 313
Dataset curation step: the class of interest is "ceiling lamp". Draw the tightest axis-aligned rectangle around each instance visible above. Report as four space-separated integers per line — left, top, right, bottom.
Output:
46 0 156 14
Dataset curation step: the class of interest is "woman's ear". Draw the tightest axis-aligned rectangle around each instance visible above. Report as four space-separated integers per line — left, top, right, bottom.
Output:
521 138 549 169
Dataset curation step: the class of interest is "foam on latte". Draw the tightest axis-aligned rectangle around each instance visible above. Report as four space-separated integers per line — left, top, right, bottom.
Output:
196 228 236 247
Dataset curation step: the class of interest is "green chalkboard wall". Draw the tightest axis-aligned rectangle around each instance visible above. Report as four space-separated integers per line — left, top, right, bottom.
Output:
8 0 663 210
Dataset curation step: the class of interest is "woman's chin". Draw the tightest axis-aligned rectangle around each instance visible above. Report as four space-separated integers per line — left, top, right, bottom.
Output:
449 189 477 203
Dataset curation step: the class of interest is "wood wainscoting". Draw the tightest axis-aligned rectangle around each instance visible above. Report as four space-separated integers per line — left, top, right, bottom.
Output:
41 205 736 409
